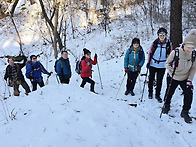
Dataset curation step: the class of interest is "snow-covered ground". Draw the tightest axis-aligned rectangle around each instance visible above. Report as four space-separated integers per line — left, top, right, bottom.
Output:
0 3 196 147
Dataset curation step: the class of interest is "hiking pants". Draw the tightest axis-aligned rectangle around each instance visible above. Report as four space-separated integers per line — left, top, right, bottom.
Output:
126 71 139 92
148 66 166 96
164 75 193 111
80 77 95 92
31 80 44 91
13 80 31 93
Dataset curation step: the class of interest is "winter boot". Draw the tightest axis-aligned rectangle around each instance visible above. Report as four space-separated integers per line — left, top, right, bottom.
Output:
130 90 135 96
155 95 162 103
125 90 130 95
148 93 153 99
180 110 192 123
162 104 170 114
14 90 20 96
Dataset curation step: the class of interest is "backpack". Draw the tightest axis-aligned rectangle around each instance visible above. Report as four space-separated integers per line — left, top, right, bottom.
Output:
54 60 63 73
26 60 34 70
75 59 87 74
128 46 144 60
153 39 171 56
172 48 196 63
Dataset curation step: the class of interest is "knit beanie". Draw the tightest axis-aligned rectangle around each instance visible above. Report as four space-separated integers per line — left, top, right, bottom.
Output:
157 27 167 34
183 29 196 48
131 38 140 46
83 48 91 55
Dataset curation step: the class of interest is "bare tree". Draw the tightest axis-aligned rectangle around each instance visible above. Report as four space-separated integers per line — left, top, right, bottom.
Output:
170 0 182 49
10 0 20 16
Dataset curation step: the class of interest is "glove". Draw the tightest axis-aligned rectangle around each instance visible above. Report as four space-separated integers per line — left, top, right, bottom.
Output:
48 72 52 76
186 80 193 90
146 63 150 69
137 65 141 71
94 54 97 58
125 68 128 73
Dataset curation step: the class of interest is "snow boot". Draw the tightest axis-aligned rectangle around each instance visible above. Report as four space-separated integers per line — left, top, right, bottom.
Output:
90 90 98 94
125 90 130 95
162 104 170 114
130 91 135 96
180 110 192 123
155 95 162 103
148 93 153 99
14 90 20 96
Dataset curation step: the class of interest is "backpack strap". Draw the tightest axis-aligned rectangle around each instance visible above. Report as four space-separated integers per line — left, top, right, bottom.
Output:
174 48 179 61
192 50 196 63
166 40 171 57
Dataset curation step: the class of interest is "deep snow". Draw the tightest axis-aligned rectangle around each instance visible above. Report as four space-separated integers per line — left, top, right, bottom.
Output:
0 2 196 147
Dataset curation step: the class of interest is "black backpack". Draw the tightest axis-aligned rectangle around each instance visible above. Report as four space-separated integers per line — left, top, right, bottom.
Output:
172 48 196 63
54 60 63 73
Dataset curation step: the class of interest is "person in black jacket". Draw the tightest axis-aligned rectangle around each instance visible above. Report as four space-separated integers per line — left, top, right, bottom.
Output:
4 56 31 96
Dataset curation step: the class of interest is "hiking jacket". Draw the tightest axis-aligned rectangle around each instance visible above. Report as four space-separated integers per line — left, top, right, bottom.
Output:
26 61 49 82
4 58 27 82
165 47 196 81
56 57 71 79
148 38 172 68
81 57 97 78
124 46 145 72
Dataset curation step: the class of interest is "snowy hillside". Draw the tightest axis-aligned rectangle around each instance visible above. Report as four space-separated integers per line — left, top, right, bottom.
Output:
1 2 196 147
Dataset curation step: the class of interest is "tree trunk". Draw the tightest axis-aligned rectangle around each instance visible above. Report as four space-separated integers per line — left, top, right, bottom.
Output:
170 0 182 49
29 0 35 5
54 4 59 59
38 0 63 52
10 0 20 16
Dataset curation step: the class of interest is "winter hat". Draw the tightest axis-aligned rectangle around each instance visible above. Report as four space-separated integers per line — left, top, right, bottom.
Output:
30 55 37 60
157 27 167 34
83 48 91 55
131 38 140 46
183 29 196 48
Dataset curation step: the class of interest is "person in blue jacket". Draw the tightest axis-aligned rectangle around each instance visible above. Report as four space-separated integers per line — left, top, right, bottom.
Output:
26 55 52 91
56 51 71 84
124 38 145 96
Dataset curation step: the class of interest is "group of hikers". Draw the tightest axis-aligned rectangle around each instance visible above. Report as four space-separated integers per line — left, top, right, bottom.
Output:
3 27 196 123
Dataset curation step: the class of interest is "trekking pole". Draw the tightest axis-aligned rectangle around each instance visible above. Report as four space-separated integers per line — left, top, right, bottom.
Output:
138 73 142 93
140 69 149 102
46 72 52 85
115 73 126 99
56 74 60 84
160 67 177 118
97 59 103 89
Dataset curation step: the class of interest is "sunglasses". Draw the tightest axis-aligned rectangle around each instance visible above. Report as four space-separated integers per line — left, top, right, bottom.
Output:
159 33 166 37
32 57 37 60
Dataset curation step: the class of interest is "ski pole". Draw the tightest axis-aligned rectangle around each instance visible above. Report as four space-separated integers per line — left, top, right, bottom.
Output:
140 69 149 102
115 73 126 99
97 59 103 89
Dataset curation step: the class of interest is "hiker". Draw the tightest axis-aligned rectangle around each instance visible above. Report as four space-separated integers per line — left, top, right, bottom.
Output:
147 27 172 102
80 48 97 93
162 29 196 123
124 38 145 96
4 56 31 96
26 55 52 91
55 51 71 84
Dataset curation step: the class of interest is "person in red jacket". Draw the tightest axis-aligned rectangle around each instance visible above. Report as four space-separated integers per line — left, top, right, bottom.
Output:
80 48 97 93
